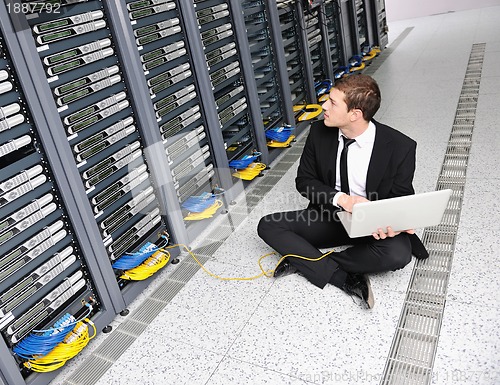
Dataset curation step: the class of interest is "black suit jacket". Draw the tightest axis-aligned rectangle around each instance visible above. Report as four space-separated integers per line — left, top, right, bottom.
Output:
296 119 417 216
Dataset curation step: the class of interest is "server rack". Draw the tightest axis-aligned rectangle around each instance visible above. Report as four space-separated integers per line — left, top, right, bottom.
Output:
302 3 329 84
241 0 295 162
242 1 284 131
276 0 316 130
109 0 232 240
353 0 369 52
15 1 176 308
277 1 307 108
324 0 347 75
189 0 269 175
0 4 115 384
373 0 388 48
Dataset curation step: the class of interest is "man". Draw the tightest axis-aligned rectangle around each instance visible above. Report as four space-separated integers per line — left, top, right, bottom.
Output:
257 74 427 309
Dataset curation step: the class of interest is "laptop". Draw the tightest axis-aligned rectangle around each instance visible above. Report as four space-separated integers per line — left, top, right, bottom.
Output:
337 189 452 238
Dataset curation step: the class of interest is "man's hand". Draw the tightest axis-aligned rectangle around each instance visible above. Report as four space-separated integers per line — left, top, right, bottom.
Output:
338 194 369 213
372 226 415 240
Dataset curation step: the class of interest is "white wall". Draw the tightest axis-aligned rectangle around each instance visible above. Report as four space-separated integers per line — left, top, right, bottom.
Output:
385 0 500 21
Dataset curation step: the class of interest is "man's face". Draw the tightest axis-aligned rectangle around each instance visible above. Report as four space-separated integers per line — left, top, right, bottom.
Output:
321 88 351 128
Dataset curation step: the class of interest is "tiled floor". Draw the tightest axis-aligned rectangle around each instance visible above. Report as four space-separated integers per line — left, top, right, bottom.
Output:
54 6 500 385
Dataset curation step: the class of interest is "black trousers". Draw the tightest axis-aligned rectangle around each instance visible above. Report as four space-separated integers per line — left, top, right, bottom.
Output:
257 207 412 289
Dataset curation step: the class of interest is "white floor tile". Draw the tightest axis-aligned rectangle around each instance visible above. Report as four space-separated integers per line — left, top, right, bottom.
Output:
432 301 500 385
447 226 500 308
461 178 500 229
143 261 275 355
94 329 223 385
206 357 316 385
226 278 404 385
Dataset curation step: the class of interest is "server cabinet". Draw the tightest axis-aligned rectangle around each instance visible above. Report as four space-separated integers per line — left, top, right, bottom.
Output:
302 3 330 85
373 0 388 48
186 0 270 173
13 0 176 308
0 4 116 384
241 0 295 162
324 0 347 73
109 0 233 241
354 0 369 52
276 1 311 109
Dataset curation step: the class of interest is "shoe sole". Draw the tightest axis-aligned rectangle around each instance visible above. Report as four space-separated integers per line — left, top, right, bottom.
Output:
364 275 375 309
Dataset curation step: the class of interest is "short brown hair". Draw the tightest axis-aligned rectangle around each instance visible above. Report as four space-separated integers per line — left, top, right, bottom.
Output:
333 74 381 121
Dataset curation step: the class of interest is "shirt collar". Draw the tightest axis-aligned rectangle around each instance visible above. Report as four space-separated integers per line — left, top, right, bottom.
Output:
337 121 376 148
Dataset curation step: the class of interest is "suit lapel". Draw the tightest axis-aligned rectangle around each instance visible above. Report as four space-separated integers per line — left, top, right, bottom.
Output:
366 123 393 198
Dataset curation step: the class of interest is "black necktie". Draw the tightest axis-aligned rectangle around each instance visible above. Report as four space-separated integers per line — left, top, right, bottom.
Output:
340 136 356 194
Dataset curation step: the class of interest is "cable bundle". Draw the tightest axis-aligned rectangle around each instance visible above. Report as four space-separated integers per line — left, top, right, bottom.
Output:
267 135 296 148
112 236 170 271
292 104 323 121
23 318 96 372
349 55 365 72
13 314 76 360
120 249 171 280
315 79 333 97
334 66 350 79
228 152 261 169
363 46 381 61
184 199 223 220
181 194 217 212
265 125 294 143
232 162 266 180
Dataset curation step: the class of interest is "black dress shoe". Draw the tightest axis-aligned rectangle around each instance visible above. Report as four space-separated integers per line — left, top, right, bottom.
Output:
273 258 297 278
341 273 374 309
409 234 429 260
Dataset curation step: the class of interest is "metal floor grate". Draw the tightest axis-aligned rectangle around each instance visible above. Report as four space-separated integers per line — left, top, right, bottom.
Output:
381 43 486 385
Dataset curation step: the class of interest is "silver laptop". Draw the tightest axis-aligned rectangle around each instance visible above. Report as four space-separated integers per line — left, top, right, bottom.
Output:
337 189 452 238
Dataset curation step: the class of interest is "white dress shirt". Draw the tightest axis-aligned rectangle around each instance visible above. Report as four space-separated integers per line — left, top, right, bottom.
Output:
332 121 376 207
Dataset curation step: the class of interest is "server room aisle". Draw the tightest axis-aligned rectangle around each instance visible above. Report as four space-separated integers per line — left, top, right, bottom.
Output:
53 6 500 385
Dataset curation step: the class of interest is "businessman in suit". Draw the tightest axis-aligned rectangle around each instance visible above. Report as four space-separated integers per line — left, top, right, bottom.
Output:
257 74 427 309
